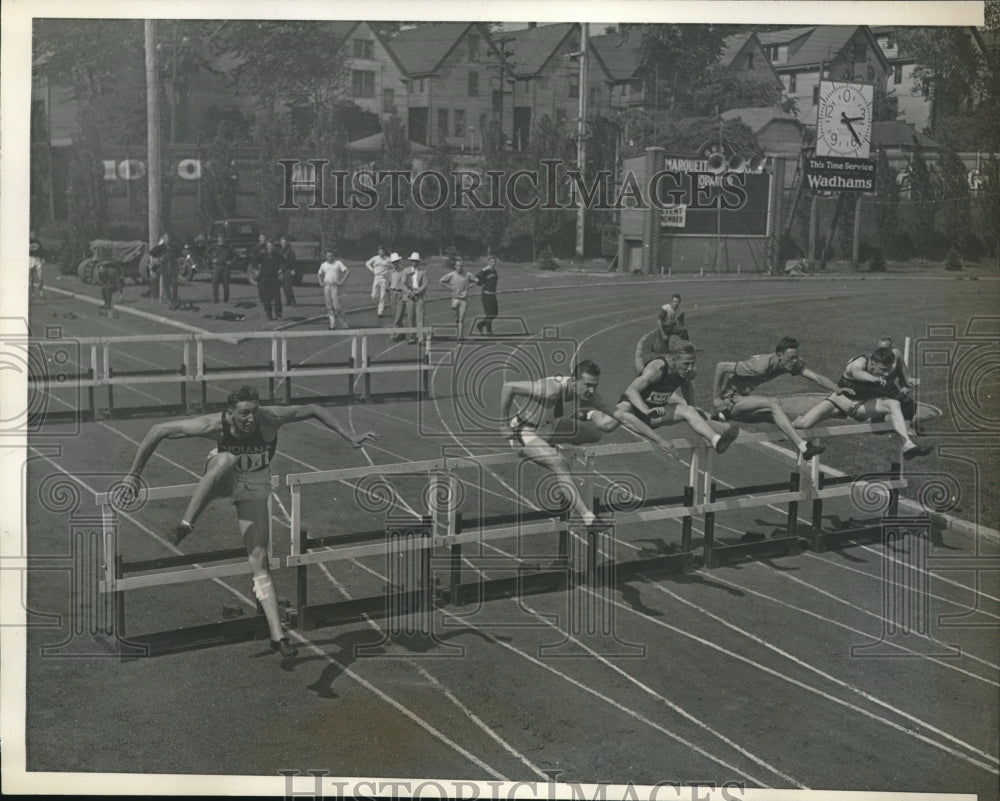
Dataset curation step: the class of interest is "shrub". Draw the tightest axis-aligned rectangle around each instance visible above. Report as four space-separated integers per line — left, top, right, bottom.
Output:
945 248 963 271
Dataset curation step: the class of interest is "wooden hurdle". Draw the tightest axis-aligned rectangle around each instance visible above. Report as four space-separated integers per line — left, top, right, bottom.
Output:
31 328 433 422
93 476 281 659
94 419 909 657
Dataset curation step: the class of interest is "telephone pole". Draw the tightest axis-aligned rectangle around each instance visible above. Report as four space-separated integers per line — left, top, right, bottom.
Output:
575 23 588 260
145 20 161 248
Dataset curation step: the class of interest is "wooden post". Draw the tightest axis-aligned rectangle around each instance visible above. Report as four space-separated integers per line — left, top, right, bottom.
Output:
681 485 694 553
787 471 801 539
808 194 819 267
703 482 718 568
851 194 864 269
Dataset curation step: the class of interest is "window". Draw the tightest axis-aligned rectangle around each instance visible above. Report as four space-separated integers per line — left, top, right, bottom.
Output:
569 73 579 99
468 34 480 61
352 70 375 98
788 73 797 93
353 38 374 59
893 64 903 85
410 78 425 94
555 108 567 124
878 35 896 52
853 42 867 61
629 77 642 97
812 85 820 105
468 71 479 97
747 53 755 68
589 86 601 107
438 108 449 137
454 109 465 137
383 88 395 114
768 45 788 64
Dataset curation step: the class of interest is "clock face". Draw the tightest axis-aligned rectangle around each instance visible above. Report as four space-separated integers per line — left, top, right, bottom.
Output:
816 81 874 159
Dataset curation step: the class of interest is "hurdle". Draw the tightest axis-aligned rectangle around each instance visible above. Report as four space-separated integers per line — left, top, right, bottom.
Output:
94 420 910 658
93 476 281 658
30 328 433 422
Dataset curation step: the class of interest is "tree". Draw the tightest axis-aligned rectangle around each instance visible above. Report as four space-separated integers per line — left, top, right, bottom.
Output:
907 136 936 255
981 154 1000 266
472 113 509 256
874 148 899 256
379 116 411 247
938 147 972 250
424 138 455 255
637 24 730 107
896 28 986 135
690 70 783 116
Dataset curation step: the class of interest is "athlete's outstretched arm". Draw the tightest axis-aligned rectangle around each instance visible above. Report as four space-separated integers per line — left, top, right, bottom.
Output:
263 405 377 448
801 367 840 393
126 414 220 479
623 362 664 418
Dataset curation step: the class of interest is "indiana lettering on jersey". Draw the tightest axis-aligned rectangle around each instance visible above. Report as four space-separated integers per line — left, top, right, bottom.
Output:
221 444 273 473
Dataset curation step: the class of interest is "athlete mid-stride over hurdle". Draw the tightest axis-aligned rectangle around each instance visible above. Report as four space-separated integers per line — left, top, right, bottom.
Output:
117 386 378 661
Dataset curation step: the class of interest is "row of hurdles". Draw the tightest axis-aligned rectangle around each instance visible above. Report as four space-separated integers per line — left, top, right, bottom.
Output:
91 420 924 658
29 326 437 422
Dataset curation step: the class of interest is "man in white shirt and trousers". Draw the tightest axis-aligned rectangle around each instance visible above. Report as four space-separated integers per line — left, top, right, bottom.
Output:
317 248 349 330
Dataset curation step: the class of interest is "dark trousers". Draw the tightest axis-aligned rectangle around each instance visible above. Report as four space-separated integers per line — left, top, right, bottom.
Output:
258 279 282 319
161 263 179 306
281 271 296 305
479 292 498 333
212 266 231 303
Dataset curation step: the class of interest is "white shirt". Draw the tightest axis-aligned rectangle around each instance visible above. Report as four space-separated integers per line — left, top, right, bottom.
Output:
318 260 348 286
365 254 392 279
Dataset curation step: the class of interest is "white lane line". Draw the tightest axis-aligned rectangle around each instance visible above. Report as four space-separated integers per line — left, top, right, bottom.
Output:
763 567 1000 673
650 581 998 763
26 447 510 780
345 552 785 788
598 581 998 775
690 569 998 687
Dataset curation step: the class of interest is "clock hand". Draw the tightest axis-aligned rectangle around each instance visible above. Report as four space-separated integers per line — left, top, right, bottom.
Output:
840 112 861 145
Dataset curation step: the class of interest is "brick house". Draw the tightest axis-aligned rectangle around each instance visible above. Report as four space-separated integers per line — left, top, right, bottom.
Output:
388 22 504 148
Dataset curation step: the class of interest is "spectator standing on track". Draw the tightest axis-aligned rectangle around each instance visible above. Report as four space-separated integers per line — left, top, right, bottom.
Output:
256 239 285 321
402 252 428 344
318 247 350 330
439 257 471 338
793 347 933 460
387 252 407 341
471 255 499 335
501 360 677 527
278 237 297 307
365 246 392 318
150 233 182 309
712 337 837 461
96 262 123 317
29 231 45 300
207 232 236 304
116 385 379 663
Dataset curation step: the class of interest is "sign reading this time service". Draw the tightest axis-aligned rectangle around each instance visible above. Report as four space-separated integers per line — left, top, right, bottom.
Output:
804 156 877 193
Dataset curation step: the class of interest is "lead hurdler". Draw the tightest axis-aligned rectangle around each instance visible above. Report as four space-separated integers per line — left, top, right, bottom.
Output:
117 386 378 662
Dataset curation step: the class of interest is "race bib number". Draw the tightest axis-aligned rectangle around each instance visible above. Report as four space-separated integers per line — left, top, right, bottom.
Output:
234 451 268 472
647 391 672 405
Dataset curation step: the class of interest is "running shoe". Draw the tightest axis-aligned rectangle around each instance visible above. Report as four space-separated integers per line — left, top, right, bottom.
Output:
714 423 740 454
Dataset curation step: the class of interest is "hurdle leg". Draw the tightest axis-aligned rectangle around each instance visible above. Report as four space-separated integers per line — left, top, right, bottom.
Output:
811 495 826 553
888 461 901 517
703 482 718 568
284 359 292 404
681 485 694 553
787 472 800 540
114 553 127 661
86 368 96 422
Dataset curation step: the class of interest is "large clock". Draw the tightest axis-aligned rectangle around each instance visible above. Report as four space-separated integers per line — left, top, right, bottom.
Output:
815 81 874 159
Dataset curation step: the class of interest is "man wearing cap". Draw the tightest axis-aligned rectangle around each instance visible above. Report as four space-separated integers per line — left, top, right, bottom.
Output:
317 247 349 330
402 252 428 344
386 252 407 341
366 245 392 317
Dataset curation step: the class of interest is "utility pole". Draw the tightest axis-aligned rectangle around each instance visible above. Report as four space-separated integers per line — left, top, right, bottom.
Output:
575 23 588 260
145 20 161 256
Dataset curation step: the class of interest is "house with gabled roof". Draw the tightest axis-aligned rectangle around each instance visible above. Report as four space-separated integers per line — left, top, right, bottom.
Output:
501 22 613 151
337 21 410 123
588 28 645 111
718 32 784 90
388 22 504 147
757 25 890 126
